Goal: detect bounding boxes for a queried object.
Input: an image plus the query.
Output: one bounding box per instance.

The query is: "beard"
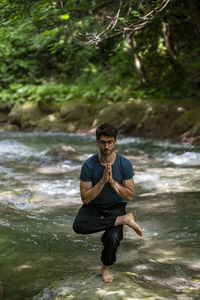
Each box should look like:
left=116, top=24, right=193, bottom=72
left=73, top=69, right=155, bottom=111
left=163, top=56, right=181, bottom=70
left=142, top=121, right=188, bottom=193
left=100, top=148, right=113, bottom=157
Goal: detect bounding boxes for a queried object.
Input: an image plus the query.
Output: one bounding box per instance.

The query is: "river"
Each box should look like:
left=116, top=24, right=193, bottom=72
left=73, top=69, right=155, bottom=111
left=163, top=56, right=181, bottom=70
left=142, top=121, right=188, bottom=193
left=0, top=132, right=200, bottom=300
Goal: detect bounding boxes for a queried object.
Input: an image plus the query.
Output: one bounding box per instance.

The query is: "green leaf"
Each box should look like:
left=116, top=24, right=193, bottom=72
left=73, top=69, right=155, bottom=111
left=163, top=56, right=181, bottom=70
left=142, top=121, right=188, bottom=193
left=60, top=13, right=70, bottom=20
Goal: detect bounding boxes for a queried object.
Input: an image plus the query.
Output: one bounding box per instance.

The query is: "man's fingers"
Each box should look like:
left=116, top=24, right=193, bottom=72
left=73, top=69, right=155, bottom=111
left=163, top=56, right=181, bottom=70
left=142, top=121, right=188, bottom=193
left=107, top=163, right=112, bottom=181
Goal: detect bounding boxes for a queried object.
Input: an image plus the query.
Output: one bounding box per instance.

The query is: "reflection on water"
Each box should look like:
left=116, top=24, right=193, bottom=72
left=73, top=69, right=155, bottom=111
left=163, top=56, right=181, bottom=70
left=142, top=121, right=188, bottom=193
left=0, top=132, right=200, bottom=299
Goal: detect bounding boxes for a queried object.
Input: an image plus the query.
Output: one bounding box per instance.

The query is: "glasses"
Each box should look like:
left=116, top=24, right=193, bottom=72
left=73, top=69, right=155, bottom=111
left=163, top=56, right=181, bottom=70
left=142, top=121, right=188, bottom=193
left=98, top=140, right=115, bottom=146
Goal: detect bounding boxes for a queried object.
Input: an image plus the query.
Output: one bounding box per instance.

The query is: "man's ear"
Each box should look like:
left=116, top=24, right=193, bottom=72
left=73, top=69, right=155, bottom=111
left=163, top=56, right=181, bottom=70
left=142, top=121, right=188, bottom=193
left=114, top=138, right=117, bottom=144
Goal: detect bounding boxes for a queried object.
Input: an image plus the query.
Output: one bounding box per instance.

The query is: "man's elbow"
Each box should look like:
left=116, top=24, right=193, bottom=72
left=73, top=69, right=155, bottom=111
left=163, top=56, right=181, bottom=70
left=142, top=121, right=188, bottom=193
left=81, top=196, right=87, bottom=204
left=81, top=194, right=90, bottom=205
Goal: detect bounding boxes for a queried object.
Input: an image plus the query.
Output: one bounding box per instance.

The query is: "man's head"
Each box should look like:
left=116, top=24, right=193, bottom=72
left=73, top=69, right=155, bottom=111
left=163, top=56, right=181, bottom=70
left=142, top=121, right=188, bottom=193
left=96, top=123, right=118, bottom=157
left=96, top=123, right=118, bottom=140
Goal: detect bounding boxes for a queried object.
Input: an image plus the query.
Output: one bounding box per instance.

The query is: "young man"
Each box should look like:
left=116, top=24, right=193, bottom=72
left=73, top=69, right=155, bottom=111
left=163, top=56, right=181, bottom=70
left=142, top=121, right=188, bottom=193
left=73, top=123, right=142, bottom=283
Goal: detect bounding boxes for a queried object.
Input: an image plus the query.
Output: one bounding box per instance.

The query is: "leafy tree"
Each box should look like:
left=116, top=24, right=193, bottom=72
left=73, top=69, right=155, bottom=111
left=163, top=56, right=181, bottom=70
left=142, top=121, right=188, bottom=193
left=0, top=0, right=199, bottom=103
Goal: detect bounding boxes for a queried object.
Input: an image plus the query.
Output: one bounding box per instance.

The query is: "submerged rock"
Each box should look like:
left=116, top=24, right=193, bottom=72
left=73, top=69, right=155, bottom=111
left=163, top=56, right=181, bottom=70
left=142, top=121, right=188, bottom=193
left=46, top=144, right=76, bottom=158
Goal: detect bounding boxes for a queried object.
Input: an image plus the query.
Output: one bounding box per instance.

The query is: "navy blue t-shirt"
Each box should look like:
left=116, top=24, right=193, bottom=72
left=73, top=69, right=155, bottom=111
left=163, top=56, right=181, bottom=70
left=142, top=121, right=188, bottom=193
left=80, top=152, right=134, bottom=208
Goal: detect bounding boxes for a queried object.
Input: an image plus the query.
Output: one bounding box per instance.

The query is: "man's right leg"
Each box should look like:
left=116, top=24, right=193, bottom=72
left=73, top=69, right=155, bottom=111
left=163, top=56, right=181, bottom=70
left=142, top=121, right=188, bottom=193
left=73, top=205, right=117, bottom=235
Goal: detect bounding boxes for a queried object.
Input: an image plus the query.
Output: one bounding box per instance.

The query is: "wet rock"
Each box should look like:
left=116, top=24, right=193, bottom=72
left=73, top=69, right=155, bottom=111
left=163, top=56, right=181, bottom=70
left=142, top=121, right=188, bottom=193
left=46, top=144, right=76, bottom=160
left=33, top=270, right=194, bottom=300
left=34, top=287, right=55, bottom=300
left=8, top=101, right=44, bottom=129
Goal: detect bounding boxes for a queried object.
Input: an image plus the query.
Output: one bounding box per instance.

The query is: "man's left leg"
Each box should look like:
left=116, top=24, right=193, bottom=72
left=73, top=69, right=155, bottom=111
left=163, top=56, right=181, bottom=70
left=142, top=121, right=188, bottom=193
left=100, top=205, right=125, bottom=283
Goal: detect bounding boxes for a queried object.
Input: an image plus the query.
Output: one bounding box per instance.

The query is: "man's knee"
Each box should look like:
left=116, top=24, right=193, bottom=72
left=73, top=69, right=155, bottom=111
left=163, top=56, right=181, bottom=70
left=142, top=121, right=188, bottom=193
left=73, top=218, right=82, bottom=234
left=73, top=216, right=89, bottom=234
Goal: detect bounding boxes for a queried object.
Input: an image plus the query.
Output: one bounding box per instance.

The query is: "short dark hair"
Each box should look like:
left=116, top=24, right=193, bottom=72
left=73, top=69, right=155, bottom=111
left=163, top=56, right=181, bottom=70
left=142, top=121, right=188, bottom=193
left=96, top=123, right=118, bottom=140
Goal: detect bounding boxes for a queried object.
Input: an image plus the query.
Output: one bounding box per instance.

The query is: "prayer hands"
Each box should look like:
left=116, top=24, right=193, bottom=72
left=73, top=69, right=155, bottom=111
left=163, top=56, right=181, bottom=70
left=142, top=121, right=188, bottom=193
left=102, top=163, right=113, bottom=184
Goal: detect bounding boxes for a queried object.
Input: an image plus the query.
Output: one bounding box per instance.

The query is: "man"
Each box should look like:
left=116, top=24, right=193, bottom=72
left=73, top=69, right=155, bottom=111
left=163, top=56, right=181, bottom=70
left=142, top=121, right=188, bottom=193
left=73, top=123, right=142, bottom=283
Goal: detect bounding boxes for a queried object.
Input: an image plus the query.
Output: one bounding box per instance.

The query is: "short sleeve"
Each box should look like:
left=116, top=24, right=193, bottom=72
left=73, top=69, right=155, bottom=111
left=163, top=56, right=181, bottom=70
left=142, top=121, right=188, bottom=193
left=80, top=163, right=92, bottom=182
left=123, top=160, right=134, bottom=180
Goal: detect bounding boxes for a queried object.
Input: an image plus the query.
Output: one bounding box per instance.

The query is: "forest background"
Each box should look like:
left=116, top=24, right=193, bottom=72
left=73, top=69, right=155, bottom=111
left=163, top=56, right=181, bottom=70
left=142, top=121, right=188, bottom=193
left=0, top=0, right=200, bottom=142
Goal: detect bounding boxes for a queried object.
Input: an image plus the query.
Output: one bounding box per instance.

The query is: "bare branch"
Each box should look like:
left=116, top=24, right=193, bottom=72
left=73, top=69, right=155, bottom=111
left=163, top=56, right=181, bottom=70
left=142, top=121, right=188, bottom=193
left=79, top=0, right=171, bottom=46
left=83, top=0, right=123, bottom=46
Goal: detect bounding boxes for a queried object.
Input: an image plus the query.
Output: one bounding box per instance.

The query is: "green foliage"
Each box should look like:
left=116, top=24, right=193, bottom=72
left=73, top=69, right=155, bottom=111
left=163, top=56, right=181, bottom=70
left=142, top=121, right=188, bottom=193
left=0, top=0, right=199, bottom=104
left=0, top=83, right=69, bottom=104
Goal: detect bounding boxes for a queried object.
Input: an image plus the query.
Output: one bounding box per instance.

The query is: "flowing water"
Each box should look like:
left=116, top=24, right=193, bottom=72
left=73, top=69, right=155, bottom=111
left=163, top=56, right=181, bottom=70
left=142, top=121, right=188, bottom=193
left=0, top=132, right=200, bottom=300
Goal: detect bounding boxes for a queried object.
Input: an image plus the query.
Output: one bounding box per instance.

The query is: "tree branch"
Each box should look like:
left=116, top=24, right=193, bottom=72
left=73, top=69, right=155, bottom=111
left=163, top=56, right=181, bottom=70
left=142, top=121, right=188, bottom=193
left=80, top=0, right=171, bottom=46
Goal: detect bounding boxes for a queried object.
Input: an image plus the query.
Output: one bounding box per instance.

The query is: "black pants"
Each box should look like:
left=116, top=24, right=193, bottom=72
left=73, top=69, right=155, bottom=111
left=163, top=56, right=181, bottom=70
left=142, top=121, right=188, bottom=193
left=73, top=204, right=126, bottom=266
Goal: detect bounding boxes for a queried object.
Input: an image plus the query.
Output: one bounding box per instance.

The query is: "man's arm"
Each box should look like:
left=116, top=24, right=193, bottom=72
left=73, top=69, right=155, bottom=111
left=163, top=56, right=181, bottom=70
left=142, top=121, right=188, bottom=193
left=107, top=163, right=134, bottom=201
left=109, top=178, right=134, bottom=202
left=80, top=165, right=109, bottom=205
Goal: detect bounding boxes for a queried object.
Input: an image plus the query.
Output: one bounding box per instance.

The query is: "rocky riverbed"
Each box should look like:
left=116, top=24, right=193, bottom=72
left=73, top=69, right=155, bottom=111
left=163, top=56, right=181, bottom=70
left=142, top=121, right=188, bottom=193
left=0, top=98, right=200, bottom=144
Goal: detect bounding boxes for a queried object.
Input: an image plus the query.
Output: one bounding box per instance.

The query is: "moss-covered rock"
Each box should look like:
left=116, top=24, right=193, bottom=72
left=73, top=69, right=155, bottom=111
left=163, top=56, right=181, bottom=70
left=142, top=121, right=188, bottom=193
left=0, top=123, right=19, bottom=132
left=0, top=101, right=13, bottom=113
left=8, top=101, right=44, bottom=129
left=60, top=102, right=96, bottom=130
left=38, top=99, right=61, bottom=114
left=1, top=98, right=200, bottom=144
left=91, top=100, right=181, bottom=139
left=0, top=112, right=8, bottom=123
left=169, top=107, right=200, bottom=137
left=132, top=101, right=182, bottom=138
left=36, top=113, right=67, bottom=131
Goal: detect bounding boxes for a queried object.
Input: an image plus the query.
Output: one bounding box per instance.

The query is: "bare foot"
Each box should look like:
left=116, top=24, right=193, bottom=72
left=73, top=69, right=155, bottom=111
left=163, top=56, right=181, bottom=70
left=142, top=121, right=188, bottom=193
left=101, top=265, right=114, bottom=283
left=126, top=212, right=143, bottom=236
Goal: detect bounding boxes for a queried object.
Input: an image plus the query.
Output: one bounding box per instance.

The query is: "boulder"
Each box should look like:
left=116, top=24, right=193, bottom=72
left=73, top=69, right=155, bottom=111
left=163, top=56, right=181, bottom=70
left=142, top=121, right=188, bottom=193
left=168, top=106, right=200, bottom=141
left=8, top=102, right=44, bottom=129
left=60, top=102, right=95, bottom=130
left=36, top=113, right=67, bottom=131
left=46, top=144, right=76, bottom=159
left=38, top=100, right=61, bottom=114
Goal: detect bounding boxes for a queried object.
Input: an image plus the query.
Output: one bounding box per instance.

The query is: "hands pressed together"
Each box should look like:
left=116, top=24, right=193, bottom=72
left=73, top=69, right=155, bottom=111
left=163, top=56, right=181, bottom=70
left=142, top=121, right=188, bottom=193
left=102, top=163, right=120, bottom=194
left=103, top=163, right=112, bottom=183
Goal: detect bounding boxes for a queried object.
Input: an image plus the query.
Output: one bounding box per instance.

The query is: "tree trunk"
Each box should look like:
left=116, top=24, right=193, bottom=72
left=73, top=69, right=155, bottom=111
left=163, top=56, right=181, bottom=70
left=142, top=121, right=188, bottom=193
left=130, top=35, right=146, bottom=84
left=162, top=21, right=177, bottom=63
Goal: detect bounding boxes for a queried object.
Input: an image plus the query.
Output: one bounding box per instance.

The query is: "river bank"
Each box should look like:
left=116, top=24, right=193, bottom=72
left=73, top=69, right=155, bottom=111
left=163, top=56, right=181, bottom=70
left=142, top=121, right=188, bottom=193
left=0, top=98, right=200, bottom=144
